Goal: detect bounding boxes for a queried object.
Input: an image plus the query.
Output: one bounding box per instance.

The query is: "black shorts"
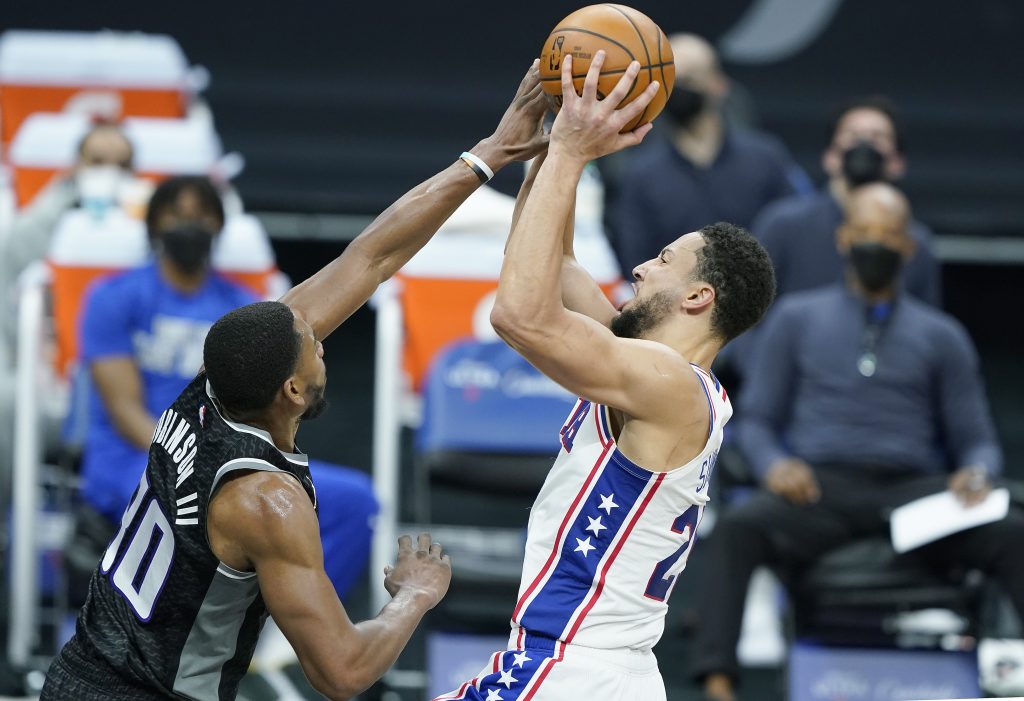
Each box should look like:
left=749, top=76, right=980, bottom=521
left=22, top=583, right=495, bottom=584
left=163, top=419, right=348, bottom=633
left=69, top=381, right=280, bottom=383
left=41, top=635, right=169, bottom=701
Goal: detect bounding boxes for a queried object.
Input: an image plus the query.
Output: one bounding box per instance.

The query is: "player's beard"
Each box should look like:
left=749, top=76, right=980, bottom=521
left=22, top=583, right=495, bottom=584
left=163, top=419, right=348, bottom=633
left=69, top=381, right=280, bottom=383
left=610, top=290, right=675, bottom=339
left=300, top=382, right=329, bottom=421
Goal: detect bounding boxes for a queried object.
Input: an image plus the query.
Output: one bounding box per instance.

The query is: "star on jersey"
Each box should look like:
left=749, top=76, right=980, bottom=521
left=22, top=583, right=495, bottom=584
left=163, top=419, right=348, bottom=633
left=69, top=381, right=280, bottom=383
left=574, top=536, right=596, bottom=558
left=497, top=668, right=518, bottom=689
left=486, top=690, right=503, bottom=701
left=598, top=493, right=619, bottom=515
left=585, top=515, right=606, bottom=537
left=512, top=651, right=532, bottom=668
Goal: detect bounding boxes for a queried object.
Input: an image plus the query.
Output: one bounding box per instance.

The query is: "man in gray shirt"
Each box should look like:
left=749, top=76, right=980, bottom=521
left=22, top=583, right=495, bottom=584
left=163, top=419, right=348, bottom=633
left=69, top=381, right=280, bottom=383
left=691, top=183, right=1024, bottom=701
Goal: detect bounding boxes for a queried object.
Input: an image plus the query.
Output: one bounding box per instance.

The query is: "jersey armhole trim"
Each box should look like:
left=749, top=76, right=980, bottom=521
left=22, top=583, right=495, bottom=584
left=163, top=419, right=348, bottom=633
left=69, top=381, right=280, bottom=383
left=210, top=457, right=297, bottom=498
left=206, top=457, right=309, bottom=567
left=216, top=562, right=257, bottom=580
left=690, top=367, right=715, bottom=440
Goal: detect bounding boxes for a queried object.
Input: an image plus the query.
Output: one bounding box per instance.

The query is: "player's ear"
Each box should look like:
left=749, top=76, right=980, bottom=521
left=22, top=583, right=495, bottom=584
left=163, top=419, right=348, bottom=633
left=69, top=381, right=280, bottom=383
left=283, top=376, right=304, bottom=409
left=682, top=282, right=714, bottom=312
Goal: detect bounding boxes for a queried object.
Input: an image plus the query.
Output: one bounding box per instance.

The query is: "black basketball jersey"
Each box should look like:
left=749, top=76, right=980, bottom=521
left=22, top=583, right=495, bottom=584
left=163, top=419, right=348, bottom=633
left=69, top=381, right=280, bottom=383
left=65, top=372, right=317, bottom=700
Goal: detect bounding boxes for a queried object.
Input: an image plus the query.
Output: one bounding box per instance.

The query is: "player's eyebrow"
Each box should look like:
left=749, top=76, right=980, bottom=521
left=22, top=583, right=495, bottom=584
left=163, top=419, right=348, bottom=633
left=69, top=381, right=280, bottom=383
left=660, top=248, right=674, bottom=261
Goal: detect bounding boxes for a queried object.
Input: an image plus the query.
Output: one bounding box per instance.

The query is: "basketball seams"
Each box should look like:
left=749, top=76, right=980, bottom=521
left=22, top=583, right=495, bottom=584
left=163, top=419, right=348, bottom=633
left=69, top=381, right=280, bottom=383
left=549, top=26, right=636, bottom=61
left=538, top=60, right=674, bottom=82
left=604, top=5, right=653, bottom=78
left=603, top=4, right=654, bottom=130
left=656, top=30, right=669, bottom=104
left=541, top=6, right=671, bottom=130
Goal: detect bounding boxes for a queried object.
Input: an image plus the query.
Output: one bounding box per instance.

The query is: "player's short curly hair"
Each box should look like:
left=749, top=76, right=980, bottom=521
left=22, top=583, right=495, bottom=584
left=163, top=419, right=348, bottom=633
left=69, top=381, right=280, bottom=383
left=693, top=222, right=776, bottom=343
left=204, top=301, right=302, bottom=417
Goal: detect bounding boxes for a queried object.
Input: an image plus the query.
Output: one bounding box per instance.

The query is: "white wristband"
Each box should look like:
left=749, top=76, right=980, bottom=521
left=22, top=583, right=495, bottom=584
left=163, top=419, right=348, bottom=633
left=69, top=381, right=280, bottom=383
left=460, top=151, right=494, bottom=182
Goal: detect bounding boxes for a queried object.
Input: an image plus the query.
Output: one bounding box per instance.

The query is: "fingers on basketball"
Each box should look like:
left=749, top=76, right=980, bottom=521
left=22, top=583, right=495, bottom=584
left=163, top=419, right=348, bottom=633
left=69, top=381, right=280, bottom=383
left=560, top=54, right=577, bottom=107
left=581, top=50, right=606, bottom=102
left=539, top=5, right=676, bottom=132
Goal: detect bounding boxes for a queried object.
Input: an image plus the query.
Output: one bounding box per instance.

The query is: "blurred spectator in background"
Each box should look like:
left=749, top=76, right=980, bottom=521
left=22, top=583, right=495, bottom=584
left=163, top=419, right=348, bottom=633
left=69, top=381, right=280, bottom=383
left=2, top=122, right=135, bottom=290
left=72, top=176, right=376, bottom=599
left=753, top=96, right=941, bottom=305
left=691, top=183, right=1023, bottom=701
left=606, top=33, right=808, bottom=278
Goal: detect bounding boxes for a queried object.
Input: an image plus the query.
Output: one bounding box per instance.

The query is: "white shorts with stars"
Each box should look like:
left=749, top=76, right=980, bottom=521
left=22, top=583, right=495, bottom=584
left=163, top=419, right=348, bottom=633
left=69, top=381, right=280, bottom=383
left=431, top=632, right=665, bottom=701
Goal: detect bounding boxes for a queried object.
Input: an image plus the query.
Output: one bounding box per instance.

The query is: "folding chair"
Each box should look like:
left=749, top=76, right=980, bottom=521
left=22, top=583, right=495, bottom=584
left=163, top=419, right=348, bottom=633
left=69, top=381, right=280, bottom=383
left=8, top=208, right=147, bottom=669
left=415, top=337, right=575, bottom=524
left=0, top=30, right=200, bottom=152
left=8, top=112, right=223, bottom=210
left=7, top=207, right=285, bottom=670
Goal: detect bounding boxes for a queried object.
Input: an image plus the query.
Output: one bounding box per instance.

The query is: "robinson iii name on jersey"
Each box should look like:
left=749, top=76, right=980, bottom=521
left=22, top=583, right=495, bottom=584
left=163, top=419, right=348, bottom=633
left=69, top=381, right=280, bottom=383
left=151, top=406, right=200, bottom=523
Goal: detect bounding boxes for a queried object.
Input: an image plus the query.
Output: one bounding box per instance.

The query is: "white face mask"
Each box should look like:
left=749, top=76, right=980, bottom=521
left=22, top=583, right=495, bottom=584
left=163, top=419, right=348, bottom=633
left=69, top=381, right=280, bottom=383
left=76, top=165, right=129, bottom=212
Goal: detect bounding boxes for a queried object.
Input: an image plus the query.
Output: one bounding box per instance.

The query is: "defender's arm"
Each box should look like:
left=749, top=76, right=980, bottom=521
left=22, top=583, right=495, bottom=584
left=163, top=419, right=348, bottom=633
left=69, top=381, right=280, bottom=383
left=281, top=64, right=548, bottom=341
left=209, top=472, right=449, bottom=701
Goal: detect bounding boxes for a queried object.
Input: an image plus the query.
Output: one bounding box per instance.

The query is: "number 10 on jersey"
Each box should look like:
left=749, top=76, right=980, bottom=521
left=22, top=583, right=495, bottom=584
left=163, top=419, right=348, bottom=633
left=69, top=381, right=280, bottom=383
left=100, top=473, right=175, bottom=621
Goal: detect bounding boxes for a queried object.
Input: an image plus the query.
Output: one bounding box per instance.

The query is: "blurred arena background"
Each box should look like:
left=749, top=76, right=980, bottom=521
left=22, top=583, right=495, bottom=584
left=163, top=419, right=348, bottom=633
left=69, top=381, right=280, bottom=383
left=1, top=1, right=1022, bottom=700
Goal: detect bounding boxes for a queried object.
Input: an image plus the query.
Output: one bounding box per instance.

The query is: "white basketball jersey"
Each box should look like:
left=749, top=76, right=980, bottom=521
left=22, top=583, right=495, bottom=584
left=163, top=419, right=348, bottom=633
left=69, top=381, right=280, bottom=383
left=510, top=363, right=731, bottom=652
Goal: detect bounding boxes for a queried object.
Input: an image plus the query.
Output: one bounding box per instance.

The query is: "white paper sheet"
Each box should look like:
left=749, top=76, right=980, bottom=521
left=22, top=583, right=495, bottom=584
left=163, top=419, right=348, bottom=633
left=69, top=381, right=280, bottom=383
left=890, top=488, right=1010, bottom=554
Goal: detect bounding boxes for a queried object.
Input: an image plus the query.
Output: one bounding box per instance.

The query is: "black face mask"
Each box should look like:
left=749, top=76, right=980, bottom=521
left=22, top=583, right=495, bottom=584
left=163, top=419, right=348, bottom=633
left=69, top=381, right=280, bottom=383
left=159, top=224, right=215, bottom=275
left=849, top=243, right=902, bottom=292
left=842, top=142, right=887, bottom=186
left=664, top=86, right=706, bottom=128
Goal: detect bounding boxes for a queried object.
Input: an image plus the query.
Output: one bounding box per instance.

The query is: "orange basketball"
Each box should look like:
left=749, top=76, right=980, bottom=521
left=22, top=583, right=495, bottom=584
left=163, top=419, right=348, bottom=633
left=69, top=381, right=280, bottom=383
left=539, top=4, right=675, bottom=131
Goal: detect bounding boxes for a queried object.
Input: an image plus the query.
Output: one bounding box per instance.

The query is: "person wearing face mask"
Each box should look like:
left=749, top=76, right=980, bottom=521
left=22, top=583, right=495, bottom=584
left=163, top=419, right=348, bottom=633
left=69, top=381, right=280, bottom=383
left=73, top=176, right=379, bottom=606
left=752, top=96, right=941, bottom=306
left=606, top=33, right=809, bottom=280
left=690, top=183, right=1022, bottom=701
left=2, top=123, right=135, bottom=294
left=75, top=176, right=256, bottom=534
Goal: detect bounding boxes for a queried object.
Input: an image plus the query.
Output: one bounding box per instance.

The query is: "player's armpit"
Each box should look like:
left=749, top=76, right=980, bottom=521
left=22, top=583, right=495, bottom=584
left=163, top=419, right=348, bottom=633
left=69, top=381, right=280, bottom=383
left=490, top=305, right=696, bottom=422
left=208, top=472, right=362, bottom=699
left=209, top=471, right=435, bottom=701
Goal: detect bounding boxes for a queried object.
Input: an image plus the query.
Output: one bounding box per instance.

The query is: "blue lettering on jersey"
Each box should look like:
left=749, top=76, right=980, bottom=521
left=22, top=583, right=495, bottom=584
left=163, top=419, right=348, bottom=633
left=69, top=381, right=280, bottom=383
left=560, top=400, right=591, bottom=452
left=644, top=506, right=701, bottom=602
left=697, top=449, right=718, bottom=493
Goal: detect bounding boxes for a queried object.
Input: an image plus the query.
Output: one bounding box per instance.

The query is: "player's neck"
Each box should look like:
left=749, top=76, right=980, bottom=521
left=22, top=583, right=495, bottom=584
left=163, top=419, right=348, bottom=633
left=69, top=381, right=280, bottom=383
left=645, top=321, right=719, bottom=371
left=263, top=419, right=301, bottom=455
left=225, top=406, right=301, bottom=454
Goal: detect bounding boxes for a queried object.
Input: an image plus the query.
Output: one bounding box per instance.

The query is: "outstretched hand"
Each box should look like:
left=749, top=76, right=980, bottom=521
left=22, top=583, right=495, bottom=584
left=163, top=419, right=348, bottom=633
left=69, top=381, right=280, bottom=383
left=383, top=532, right=451, bottom=609
left=481, top=59, right=550, bottom=164
left=550, top=51, right=658, bottom=163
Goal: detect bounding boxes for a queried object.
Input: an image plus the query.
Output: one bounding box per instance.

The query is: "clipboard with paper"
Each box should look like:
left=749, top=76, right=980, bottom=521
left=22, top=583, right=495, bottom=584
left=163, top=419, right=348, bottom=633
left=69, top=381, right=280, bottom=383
left=890, top=488, right=1011, bottom=553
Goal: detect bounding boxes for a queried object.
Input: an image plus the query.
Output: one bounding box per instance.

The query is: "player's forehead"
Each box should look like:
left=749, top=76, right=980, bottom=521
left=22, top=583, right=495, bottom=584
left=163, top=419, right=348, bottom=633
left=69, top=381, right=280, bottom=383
left=664, top=231, right=706, bottom=259
left=292, top=313, right=316, bottom=345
